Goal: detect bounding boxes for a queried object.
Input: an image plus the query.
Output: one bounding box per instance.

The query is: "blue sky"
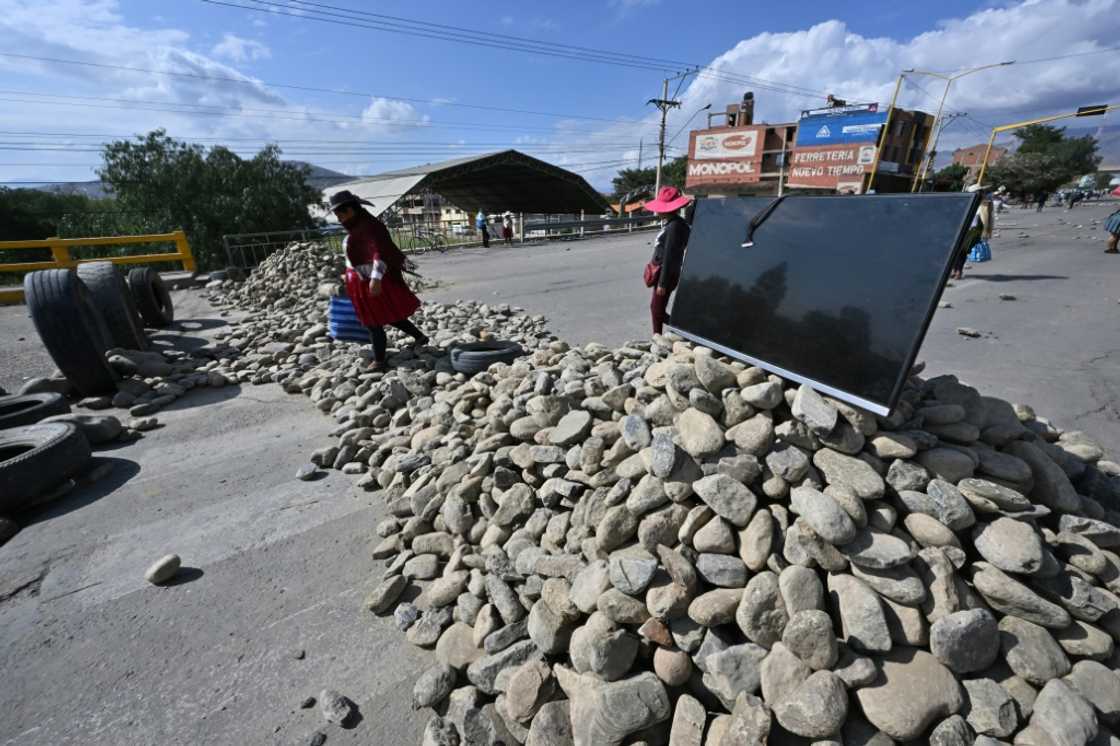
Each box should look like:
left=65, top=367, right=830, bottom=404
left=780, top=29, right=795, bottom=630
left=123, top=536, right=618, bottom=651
left=0, top=0, right=1117, bottom=189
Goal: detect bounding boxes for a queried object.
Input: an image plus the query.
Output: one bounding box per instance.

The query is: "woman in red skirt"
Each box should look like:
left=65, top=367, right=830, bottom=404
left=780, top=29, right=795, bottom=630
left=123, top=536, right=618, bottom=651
left=329, top=190, right=429, bottom=370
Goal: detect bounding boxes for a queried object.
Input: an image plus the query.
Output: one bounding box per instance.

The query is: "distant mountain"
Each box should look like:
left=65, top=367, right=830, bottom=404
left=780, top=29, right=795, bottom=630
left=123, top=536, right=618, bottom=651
left=287, top=161, right=354, bottom=187
left=28, top=161, right=354, bottom=199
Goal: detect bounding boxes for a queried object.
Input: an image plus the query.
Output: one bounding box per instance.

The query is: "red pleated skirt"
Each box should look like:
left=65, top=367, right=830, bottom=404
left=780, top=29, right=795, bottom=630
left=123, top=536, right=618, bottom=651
left=345, top=268, right=421, bottom=327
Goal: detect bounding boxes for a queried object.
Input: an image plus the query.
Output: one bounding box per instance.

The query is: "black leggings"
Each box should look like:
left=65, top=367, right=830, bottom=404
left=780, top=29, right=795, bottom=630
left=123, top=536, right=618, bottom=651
left=366, top=319, right=427, bottom=362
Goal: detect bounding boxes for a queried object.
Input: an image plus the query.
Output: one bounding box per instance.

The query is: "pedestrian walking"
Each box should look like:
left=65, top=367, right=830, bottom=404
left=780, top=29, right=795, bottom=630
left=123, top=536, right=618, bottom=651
left=1036, top=191, right=1049, bottom=212
left=1105, top=207, right=1120, bottom=254
left=642, top=186, right=692, bottom=335
left=502, top=214, right=513, bottom=246
left=330, top=190, right=428, bottom=371
left=952, top=184, right=993, bottom=279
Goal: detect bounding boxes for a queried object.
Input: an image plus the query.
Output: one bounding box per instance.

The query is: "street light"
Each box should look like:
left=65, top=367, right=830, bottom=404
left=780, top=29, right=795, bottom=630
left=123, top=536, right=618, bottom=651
left=669, top=103, right=713, bottom=147
left=908, top=61, right=1014, bottom=191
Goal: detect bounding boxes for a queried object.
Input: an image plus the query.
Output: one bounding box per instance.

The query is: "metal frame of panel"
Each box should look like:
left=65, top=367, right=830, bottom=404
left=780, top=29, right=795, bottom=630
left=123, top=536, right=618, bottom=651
left=667, top=192, right=979, bottom=415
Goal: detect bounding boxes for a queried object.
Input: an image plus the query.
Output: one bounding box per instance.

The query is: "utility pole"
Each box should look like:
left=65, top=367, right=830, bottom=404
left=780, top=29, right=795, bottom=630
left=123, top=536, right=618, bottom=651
left=649, top=77, right=681, bottom=194
left=916, top=112, right=965, bottom=192
left=638, top=138, right=643, bottom=171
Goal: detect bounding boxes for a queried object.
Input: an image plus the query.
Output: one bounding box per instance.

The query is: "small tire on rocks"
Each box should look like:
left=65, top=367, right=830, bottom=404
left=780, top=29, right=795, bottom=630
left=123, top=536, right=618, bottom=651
left=77, top=261, right=149, bottom=350
left=0, top=393, right=71, bottom=429
left=24, top=269, right=119, bottom=396
left=0, top=423, right=91, bottom=513
left=449, top=340, right=524, bottom=375
left=127, top=267, right=175, bottom=328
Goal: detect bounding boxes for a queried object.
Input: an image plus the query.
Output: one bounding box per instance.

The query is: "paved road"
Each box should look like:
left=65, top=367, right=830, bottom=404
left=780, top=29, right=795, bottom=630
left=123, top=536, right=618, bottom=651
left=0, top=200, right=1116, bottom=744
left=1, top=294, right=428, bottom=746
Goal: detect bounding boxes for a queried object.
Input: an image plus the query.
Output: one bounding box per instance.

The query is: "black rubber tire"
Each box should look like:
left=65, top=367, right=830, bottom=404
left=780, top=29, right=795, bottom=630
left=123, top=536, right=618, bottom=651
left=77, top=261, right=149, bottom=350
left=0, top=423, right=91, bottom=513
left=24, top=269, right=120, bottom=397
left=127, top=267, right=175, bottom=327
left=449, top=340, right=525, bottom=375
left=0, top=393, right=71, bottom=429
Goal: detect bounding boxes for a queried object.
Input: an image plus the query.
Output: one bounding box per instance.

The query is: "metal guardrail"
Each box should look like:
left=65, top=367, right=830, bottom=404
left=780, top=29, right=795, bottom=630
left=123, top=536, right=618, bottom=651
left=222, top=226, right=347, bottom=271
left=0, top=230, right=195, bottom=304
left=523, top=215, right=661, bottom=239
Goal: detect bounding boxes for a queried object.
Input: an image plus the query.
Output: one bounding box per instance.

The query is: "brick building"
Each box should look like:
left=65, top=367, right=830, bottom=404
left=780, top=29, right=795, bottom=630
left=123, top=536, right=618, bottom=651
left=953, top=143, right=1008, bottom=179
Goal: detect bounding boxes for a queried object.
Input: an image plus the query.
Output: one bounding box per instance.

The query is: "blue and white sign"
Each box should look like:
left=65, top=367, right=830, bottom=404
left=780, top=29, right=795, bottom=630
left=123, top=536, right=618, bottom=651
left=796, top=111, right=888, bottom=147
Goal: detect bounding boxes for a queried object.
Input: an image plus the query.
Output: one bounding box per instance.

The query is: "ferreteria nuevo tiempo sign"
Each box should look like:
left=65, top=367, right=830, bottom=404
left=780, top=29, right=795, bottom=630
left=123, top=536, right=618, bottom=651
left=786, top=143, right=877, bottom=191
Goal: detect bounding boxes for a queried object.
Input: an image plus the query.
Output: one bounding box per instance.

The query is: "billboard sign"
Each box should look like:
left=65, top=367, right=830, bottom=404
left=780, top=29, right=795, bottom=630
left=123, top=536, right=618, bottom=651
left=692, top=129, right=759, bottom=160
left=786, top=143, right=878, bottom=191
left=795, top=110, right=888, bottom=147
left=687, top=126, right=766, bottom=188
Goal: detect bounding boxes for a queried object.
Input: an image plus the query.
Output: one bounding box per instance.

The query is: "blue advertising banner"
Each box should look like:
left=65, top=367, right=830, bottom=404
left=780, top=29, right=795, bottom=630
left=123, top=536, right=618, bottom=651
left=796, top=111, right=888, bottom=147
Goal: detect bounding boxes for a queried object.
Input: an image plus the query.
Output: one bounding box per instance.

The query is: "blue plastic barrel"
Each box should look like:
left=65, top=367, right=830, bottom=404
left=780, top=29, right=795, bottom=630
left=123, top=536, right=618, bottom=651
left=327, top=295, right=370, bottom=343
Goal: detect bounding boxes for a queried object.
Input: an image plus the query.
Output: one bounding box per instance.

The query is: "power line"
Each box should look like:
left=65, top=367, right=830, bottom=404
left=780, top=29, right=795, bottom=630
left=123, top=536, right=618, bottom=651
left=0, top=131, right=654, bottom=150
left=201, top=0, right=833, bottom=102
left=0, top=52, right=641, bottom=125
left=0, top=90, right=657, bottom=135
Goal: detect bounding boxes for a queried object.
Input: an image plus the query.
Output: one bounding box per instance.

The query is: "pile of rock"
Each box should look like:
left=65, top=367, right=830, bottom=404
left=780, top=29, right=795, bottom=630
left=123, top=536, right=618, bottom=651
left=217, top=243, right=1120, bottom=746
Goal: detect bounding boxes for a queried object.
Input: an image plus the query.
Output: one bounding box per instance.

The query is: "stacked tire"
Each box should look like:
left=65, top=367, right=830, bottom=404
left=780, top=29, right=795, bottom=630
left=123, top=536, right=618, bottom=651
left=1, top=262, right=173, bottom=519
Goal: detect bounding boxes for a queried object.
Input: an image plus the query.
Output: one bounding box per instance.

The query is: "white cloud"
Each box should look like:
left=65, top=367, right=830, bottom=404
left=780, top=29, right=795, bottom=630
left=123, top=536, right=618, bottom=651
left=362, top=97, right=431, bottom=132
left=211, top=33, right=271, bottom=63
left=568, top=0, right=1120, bottom=187
left=0, top=0, right=445, bottom=184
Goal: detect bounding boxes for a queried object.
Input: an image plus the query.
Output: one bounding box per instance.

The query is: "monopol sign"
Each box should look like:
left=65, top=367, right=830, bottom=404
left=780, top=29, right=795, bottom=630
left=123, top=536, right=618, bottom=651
left=687, top=126, right=765, bottom=188
left=692, top=130, right=758, bottom=160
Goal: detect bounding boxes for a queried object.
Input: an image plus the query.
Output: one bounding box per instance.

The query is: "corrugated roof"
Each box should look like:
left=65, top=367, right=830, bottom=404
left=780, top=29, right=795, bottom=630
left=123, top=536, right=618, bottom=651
left=320, top=149, right=608, bottom=217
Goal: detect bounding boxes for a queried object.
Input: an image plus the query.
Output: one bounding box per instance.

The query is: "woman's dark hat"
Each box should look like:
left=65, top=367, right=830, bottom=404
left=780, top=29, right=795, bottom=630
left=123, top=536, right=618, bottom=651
left=328, top=189, right=374, bottom=211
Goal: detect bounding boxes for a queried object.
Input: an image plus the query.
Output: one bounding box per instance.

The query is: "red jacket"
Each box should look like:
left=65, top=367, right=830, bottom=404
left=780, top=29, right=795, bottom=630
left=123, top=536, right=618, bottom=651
left=344, top=214, right=407, bottom=279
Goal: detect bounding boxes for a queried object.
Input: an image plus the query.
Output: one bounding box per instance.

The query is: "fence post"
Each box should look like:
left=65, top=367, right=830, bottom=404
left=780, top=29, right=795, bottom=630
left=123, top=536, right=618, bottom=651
left=48, top=238, right=72, bottom=268
left=176, top=231, right=197, bottom=272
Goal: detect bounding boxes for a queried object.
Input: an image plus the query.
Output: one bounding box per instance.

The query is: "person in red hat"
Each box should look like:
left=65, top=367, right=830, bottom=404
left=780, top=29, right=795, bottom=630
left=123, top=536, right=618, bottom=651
left=329, top=189, right=429, bottom=370
left=643, top=186, right=693, bottom=334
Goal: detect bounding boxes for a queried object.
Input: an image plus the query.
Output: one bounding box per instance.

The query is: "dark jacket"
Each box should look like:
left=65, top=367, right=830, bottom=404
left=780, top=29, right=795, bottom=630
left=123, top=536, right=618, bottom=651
left=651, top=215, right=689, bottom=290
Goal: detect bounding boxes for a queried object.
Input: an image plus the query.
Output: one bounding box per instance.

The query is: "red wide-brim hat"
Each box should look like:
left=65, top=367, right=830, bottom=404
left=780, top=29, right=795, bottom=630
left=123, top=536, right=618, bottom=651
left=644, top=186, right=693, bottom=214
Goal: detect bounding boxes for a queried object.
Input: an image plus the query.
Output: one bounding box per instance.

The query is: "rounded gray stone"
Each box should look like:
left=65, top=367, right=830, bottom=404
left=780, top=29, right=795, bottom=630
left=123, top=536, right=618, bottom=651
left=930, top=609, right=999, bottom=674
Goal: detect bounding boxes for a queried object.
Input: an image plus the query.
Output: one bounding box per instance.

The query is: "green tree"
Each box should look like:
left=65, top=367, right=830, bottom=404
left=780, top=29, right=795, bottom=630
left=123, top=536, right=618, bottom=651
left=98, top=130, right=322, bottom=269
left=1095, top=172, right=1115, bottom=190
left=0, top=188, right=93, bottom=241
left=610, top=155, right=688, bottom=201
left=1014, top=124, right=1065, bottom=154
left=931, top=163, right=969, bottom=192
left=988, top=124, right=1101, bottom=196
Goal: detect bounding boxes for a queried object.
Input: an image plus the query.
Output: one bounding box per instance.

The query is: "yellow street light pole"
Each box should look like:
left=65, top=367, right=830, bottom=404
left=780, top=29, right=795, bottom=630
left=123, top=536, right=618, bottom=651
left=908, top=61, right=1014, bottom=192
left=976, top=103, right=1119, bottom=186
left=866, top=72, right=904, bottom=193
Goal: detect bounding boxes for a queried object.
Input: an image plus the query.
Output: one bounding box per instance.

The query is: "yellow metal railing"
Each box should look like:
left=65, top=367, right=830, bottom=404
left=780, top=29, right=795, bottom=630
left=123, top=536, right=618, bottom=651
left=0, top=230, right=195, bottom=304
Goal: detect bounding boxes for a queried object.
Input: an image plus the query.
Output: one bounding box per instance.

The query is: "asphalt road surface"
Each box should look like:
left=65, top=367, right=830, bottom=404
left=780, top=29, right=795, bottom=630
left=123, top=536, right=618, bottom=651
left=0, top=200, right=1117, bottom=744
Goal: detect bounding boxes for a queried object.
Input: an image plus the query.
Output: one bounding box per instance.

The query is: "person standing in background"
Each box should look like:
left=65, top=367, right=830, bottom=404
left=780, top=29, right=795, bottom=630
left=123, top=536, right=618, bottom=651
left=476, top=210, right=490, bottom=248
left=502, top=214, right=513, bottom=246
left=1105, top=206, right=1120, bottom=254
left=642, top=186, right=693, bottom=335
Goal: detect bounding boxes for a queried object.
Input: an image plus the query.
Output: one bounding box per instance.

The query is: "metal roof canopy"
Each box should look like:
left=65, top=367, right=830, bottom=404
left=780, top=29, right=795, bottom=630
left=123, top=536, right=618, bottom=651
left=323, top=150, right=608, bottom=217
